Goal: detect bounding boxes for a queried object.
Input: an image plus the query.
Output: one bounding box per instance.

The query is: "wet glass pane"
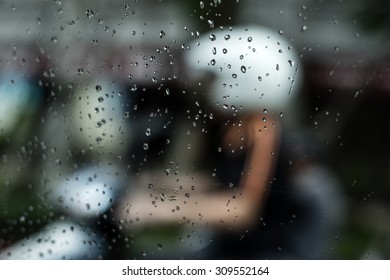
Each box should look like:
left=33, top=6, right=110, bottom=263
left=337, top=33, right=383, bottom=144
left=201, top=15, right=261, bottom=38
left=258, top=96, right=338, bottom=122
left=0, top=0, right=388, bottom=260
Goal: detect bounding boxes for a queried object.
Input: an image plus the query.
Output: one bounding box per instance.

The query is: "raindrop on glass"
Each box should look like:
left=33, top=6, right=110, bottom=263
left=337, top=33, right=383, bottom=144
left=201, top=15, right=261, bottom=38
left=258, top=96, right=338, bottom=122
left=145, top=128, right=152, bottom=137
left=86, top=9, right=94, bottom=18
left=209, top=34, right=216, bottom=41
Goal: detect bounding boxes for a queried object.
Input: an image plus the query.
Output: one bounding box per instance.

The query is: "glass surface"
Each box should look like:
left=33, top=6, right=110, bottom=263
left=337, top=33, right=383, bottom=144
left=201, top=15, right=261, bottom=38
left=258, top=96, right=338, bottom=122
left=0, top=0, right=389, bottom=260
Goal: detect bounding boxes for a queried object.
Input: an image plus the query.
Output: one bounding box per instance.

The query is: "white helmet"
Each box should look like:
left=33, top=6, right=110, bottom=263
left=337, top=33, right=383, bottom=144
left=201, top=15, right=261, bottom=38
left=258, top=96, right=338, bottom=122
left=50, top=164, right=126, bottom=219
left=68, top=79, right=131, bottom=155
left=183, top=25, right=303, bottom=114
left=0, top=220, right=105, bottom=260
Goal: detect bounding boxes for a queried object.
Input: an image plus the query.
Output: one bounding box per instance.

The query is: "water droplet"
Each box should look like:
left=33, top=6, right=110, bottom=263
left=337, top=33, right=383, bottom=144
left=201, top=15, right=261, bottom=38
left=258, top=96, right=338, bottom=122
left=210, top=59, right=216, bottom=65
left=300, top=25, right=307, bottom=32
left=241, top=66, right=246, bottom=73
left=145, top=128, right=152, bottom=136
left=222, top=48, right=228, bottom=54
left=247, top=36, right=252, bottom=42
left=95, top=85, right=102, bottom=92
left=86, top=9, right=95, bottom=18
left=208, top=19, right=214, bottom=28
left=209, top=33, right=216, bottom=41
left=143, top=143, right=149, bottom=150
left=232, top=73, right=237, bottom=78
left=258, top=76, right=262, bottom=81
left=200, top=1, right=205, bottom=9
left=159, top=30, right=166, bottom=39
left=224, top=34, right=231, bottom=40
left=51, top=36, right=58, bottom=43
left=212, top=47, right=217, bottom=55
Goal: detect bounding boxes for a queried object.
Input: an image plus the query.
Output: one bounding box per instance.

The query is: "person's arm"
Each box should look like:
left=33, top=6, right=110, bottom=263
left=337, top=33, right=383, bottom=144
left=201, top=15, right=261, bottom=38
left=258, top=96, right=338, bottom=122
left=116, top=114, right=281, bottom=231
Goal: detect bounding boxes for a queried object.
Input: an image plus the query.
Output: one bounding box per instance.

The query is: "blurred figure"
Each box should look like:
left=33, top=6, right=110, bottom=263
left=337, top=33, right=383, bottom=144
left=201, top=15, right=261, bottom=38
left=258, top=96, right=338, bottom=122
left=0, top=45, right=48, bottom=252
left=0, top=54, right=132, bottom=259
left=116, top=25, right=345, bottom=259
left=0, top=74, right=43, bottom=141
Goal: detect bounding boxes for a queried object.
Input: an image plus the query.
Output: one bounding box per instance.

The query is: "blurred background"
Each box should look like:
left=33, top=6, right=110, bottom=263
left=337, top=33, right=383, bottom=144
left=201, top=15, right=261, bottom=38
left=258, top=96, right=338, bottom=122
left=0, top=0, right=390, bottom=259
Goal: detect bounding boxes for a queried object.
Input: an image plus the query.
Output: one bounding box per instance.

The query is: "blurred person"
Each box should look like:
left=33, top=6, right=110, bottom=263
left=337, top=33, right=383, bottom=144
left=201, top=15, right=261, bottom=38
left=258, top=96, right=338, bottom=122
left=0, top=50, right=132, bottom=258
left=0, top=0, right=192, bottom=259
left=0, top=45, right=48, bottom=251
left=116, top=25, right=345, bottom=259
left=0, top=45, right=47, bottom=146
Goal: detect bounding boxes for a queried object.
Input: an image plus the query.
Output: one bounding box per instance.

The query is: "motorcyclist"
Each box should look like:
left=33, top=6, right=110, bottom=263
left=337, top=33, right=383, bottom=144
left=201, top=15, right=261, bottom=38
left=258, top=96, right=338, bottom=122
left=116, top=25, right=344, bottom=259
